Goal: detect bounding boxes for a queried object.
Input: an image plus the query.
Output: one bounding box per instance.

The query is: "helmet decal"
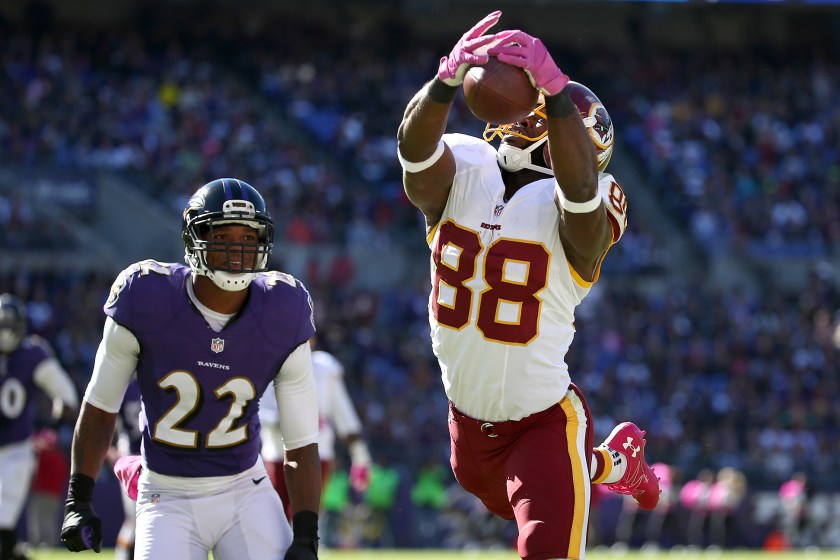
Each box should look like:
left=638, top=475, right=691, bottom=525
left=188, top=194, right=206, bottom=210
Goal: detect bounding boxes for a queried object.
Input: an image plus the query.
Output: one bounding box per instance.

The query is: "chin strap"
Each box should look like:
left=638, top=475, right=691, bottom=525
left=496, top=137, right=553, bottom=176
left=187, top=256, right=256, bottom=292
left=208, top=271, right=256, bottom=291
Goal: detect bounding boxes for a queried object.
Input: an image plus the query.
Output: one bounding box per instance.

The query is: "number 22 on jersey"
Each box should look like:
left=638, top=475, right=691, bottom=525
left=155, top=371, right=256, bottom=449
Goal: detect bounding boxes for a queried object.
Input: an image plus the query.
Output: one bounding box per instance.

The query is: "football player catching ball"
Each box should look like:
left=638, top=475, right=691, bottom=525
left=397, top=11, right=660, bottom=559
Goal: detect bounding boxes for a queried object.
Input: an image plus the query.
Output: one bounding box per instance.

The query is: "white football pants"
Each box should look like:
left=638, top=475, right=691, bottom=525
left=134, top=459, right=291, bottom=560
left=0, top=440, right=35, bottom=528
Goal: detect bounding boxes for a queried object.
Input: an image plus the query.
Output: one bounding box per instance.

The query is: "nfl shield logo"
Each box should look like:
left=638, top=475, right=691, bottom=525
left=211, top=338, right=225, bottom=353
left=494, top=205, right=504, bottom=217
left=151, top=493, right=160, bottom=504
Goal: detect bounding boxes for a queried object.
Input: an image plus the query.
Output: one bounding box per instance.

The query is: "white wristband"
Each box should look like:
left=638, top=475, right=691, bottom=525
left=556, top=184, right=602, bottom=214
left=348, top=440, right=372, bottom=466
left=397, top=140, right=446, bottom=173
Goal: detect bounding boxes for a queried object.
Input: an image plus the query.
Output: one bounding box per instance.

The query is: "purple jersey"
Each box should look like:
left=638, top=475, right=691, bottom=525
left=0, top=336, right=55, bottom=446
left=119, top=379, right=143, bottom=455
left=105, top=261, right=315, bottom=477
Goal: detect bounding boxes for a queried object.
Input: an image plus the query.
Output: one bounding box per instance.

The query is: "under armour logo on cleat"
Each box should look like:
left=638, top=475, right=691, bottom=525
left=623, top=437, right=641, bottom=457
left=252, top=476, right=267, bottom=485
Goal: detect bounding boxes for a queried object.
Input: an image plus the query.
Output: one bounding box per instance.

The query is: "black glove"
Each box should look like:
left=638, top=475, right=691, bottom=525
left=60, top=474, right=103, bottom=553
left=284, top=511, right=319, bottom=560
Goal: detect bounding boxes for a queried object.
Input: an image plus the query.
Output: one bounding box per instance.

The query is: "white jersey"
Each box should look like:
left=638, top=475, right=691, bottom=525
left=429, top=134, right=627, bottom=422
left=312, top=350, right=363, bottom=460
left=260, top=349, right=362, bottom=462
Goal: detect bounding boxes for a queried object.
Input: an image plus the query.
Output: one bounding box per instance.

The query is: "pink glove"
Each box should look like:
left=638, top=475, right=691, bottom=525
left=489, top=31, right=569, bottom=96
left=349, top=464, right=370, bottom=493
left=438, top=11, right=508, bottom=86
left=114, top=455, right=142, bottom=502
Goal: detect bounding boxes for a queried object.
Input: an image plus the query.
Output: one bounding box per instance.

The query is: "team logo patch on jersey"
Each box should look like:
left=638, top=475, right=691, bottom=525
left=151, top=493, right=160, bottom=504
left=211, top=338, right=225, bottom=353
left=494, top=204, right=504, bottom=217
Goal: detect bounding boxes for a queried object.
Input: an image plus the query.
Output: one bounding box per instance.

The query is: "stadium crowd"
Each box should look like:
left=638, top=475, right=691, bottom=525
left=3, top=3, right=840, bottom=551
left=0, top=17, right=666, bottom=271
left=613, top=47, right=840, bottom=259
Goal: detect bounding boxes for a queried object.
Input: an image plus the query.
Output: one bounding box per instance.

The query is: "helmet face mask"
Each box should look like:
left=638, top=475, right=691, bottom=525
left=483, top=103, right=549, bottom=144
left=0, top=294, right=28, bottom=353
left=484, top=82, right=615, bottom=174
left=182, top=179, right=274, bottom=291
left=483, top=103, right=553, bottom=175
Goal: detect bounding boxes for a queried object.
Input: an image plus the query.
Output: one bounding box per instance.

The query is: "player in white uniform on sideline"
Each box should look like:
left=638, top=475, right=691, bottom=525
left=397, top=11, right=659, bottom=559
left=59, top=179, right=321, bottom=560
left=0, top=294, right=78, bottom=560
left=260, top=339, right=371, bottom=520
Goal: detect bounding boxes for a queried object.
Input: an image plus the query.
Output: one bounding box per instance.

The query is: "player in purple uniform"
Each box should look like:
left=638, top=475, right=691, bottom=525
left=107, top=379, right=142, bottom=560
left=0, top=294, right=78, bottom=560
left=60, top=179, right=321, bottom=560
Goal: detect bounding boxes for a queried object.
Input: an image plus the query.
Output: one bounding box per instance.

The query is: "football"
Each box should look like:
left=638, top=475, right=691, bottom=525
left=462, top=57, right=539, bottom=124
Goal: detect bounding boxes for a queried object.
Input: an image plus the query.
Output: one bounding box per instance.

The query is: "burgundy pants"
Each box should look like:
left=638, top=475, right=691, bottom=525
left=265, top=459, right=333, bottom=522
left=448, top=384, right=594, bottom=560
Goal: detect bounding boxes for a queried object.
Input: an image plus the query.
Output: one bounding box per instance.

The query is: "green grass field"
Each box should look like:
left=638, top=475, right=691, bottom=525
left=22, top=548, right=840, bottom=560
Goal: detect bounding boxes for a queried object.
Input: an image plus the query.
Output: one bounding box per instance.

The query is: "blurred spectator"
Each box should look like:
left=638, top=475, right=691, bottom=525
left=708, top=467, right=748, bottom=548
left=409, top=460, right=449, bottom=547
left=614, top=462, right=677, bottom=549
left=679, top=468, right=714, bottom=548
left=25, top=427, right=68, bottom=549
left=321, top=467, right=351, bottom=549
left=647, top=463, right=679, bottom=548
left=778, top=471, right=812, bottom=549
left=360, top=459, right=400, bottom=548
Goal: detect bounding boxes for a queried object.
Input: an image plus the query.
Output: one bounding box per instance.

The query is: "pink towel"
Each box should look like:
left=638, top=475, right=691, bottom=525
left=114, top=455, right=142, bottom=501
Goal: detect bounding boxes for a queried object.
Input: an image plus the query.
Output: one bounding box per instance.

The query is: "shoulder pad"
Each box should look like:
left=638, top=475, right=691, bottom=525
left=105, top=260, right=179, bottom=310
left=104, top=260, right=185, bottom=332
left=255, top=272, right=316, bottom=343
left=258, top=270, right=299, bottom=289
left=443, top=133, right=497, bottom=168
left=20, top=334, right=55, bottom=359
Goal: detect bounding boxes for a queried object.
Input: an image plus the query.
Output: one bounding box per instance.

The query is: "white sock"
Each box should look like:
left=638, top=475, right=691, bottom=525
left=591, top=446, right=627, bottom=484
